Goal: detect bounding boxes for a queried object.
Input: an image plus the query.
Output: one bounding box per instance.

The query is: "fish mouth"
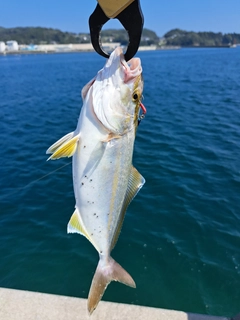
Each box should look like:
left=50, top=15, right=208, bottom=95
left=120, top=49, right=142, bottom=83
left=106, top=47, right=142, bottom=83
left=82, top=47, right=142, bottom=100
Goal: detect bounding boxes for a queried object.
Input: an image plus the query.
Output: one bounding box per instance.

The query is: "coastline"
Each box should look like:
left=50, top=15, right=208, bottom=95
left=1, top=44, right=238, bottom=56
left=0, top=43, right=179, bottom=56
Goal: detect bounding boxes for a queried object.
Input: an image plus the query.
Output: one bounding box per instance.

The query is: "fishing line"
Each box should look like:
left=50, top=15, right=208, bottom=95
left=1, top=161, right=72, bottom=201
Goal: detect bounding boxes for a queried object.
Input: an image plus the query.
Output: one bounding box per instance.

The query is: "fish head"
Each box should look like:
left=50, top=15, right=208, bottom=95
left=82, top=47, right=143, bottom=135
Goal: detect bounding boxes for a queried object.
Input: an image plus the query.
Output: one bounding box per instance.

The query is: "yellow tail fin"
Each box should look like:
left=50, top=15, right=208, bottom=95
left=88, top=257, right=135, bottom=315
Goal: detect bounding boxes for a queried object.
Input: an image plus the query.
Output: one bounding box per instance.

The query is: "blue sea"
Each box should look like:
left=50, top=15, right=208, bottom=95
left=0, top=48, right=240, bottom=317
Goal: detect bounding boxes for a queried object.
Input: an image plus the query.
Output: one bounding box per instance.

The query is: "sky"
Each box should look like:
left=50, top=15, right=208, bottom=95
left=1, top=0, right=240, bottom=36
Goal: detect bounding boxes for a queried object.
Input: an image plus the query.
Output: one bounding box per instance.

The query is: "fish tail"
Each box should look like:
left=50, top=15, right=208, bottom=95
left=87, top=256, right=136, bottom=315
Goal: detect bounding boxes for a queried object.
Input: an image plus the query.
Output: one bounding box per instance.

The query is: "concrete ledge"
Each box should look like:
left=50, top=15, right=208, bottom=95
left=0, top=287, right=230, bottom=320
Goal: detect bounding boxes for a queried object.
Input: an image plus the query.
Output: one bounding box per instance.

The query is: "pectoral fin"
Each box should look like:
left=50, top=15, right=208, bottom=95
left=46, top=132, right=75, bottom=154
left=111, top=166, right=145, bottom=250
left=47, top=134, right=80, bottom=160
left=101, top=132, right=122, bottom=143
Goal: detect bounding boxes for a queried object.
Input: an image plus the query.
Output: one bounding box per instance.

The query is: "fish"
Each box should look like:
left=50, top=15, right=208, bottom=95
left=46, top=47, right=145, bottom=314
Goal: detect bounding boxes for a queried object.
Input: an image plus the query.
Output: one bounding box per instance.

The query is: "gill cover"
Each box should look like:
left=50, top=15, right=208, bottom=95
left=92, top=47, right=142, bottom=134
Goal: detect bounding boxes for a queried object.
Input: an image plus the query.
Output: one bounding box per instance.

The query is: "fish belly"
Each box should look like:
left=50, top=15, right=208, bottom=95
left=73, top=112, right=135, bottom=255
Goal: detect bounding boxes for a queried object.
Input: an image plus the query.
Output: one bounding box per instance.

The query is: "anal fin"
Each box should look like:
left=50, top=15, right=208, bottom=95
left=67, top=209, right=89, bottom=239
left=67, top=209, right=97, bottom=249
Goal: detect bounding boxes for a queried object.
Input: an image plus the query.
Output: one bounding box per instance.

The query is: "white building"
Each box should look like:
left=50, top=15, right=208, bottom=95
left=6, top=40, right=19, bottom=51
left=0, top=42, right=6, bottom=53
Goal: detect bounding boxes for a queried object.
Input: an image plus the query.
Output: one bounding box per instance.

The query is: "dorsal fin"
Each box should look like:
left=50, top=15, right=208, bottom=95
left=111, top=166, right=145, bottom=250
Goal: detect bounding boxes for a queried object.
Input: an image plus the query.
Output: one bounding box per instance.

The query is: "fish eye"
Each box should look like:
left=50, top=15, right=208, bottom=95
left=132, top=92, right=139, bottom=102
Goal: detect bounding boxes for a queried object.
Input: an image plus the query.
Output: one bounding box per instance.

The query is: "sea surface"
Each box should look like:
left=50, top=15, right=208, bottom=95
left=0, top=48, right=240, bottom=317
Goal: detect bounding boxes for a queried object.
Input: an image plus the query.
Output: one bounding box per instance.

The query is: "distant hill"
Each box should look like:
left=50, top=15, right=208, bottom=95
left=0, top=27, right=88, bottom=44
left=1, top=26, right=240, bottom=47
left=101, top=28, right=159, bottom=46
left=164, top=28, right=240, bottom=46
left=0, top=26, right=159, bottom=46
